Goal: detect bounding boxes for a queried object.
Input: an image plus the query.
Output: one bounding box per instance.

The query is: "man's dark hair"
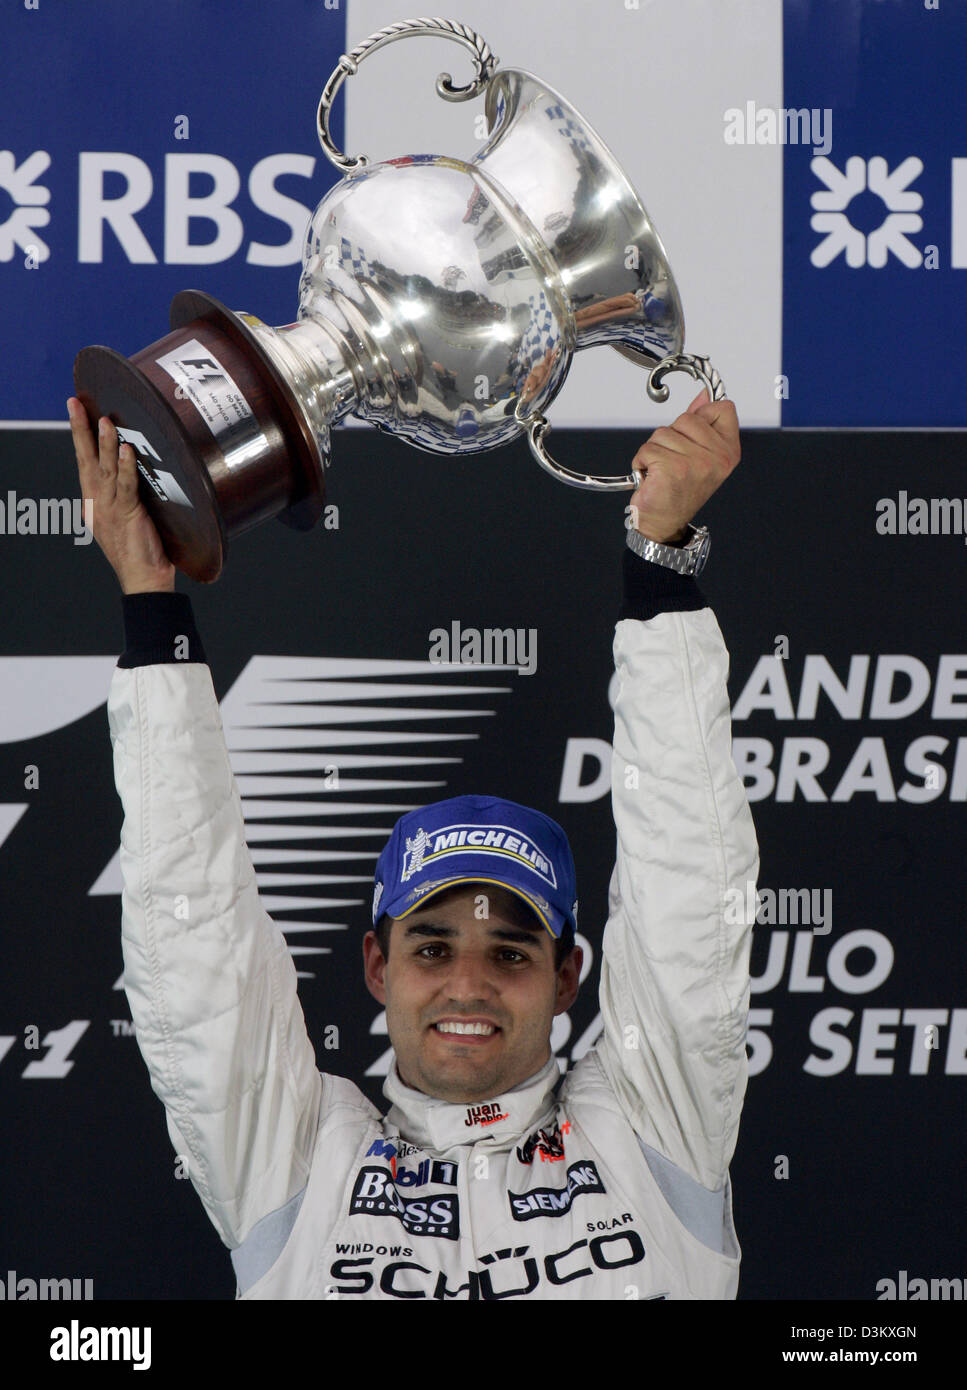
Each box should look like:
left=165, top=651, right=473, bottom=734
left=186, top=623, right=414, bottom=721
left=374, top=896, right=575, bottom=971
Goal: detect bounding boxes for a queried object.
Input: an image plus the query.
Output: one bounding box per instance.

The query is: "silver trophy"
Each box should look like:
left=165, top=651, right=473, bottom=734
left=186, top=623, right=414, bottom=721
left=74, top=17, right=725, bottom=581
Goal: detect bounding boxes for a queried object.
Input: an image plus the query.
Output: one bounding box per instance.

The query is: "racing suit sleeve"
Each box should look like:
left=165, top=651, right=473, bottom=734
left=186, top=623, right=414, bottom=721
left=595, top=547, right=759, bottom=1194
left=107, top=592, right=322, bottom=1250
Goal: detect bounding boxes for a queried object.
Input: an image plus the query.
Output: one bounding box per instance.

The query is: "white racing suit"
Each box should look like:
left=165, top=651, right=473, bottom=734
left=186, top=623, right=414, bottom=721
left=107, top=572, right=759, bottom=1300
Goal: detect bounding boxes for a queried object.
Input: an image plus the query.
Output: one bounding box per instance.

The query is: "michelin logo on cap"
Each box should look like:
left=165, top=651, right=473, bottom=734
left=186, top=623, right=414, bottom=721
left=400, top=823, right=557, bottom=888
left=371, top=794, right=578, bottom=939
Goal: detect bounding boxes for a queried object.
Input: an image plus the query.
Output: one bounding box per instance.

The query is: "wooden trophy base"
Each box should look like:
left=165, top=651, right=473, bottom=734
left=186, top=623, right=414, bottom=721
left=74, top=291, right=328, bottom=582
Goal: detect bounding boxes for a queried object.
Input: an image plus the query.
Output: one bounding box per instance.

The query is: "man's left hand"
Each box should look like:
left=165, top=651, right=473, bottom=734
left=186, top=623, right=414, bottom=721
left=628, top=389, right=741, bottom=544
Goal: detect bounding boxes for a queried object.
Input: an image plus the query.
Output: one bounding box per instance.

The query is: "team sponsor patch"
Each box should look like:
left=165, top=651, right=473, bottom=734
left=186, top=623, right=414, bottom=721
left=390, top=1159, right=457, bottom=1188
left=363, top=1140, right=456, bottom=1185
left=508, top=1160, right=607, bottom=1221
left=366, top=1137, right=421, bottom=1161
left=327, top=1228, right=649, bottom=1299
left=517, top=1121, right=569, bottom=1164
left=350, top=1167, right=460, bottom=1240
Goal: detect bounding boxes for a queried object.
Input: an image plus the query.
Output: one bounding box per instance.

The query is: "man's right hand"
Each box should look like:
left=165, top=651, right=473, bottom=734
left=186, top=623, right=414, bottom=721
left=68, top=399, right=176, bottom=594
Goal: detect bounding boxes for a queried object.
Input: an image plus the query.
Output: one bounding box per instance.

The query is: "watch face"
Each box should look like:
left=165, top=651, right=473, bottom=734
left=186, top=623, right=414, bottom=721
left=693, top=533, right=711, bottom=575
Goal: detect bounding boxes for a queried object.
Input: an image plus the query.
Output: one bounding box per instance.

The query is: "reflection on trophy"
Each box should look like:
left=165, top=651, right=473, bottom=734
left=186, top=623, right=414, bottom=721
left=73, top=18, right=725, bottom=581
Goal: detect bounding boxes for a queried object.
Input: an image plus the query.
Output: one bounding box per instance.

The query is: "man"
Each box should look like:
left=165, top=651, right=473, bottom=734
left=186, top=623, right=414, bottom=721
left=68, top=386, right=757, bottom=1300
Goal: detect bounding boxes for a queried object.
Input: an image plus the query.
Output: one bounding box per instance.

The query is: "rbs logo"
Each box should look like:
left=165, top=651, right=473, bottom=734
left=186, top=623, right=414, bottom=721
left=77, top=153, right=317, bottom=266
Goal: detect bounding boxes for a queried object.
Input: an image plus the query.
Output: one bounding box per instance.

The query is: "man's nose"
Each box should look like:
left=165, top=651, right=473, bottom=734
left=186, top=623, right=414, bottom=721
left=440, top=951, right=498, bottom=1000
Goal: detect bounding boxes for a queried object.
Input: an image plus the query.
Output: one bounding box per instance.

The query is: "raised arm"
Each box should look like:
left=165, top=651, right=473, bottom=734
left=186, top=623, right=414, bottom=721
left=70, top=402, right=321, bottom=1251
left=594, top=394, right=759, bottom=1193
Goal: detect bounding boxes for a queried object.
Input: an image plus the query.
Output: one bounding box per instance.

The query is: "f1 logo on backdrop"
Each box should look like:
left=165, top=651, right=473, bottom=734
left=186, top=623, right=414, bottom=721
left=0, top=649, right=514, bottom=953
left=0, top=1023, right=90, bottom=1079
left=0, top=149, right=317, bottom=266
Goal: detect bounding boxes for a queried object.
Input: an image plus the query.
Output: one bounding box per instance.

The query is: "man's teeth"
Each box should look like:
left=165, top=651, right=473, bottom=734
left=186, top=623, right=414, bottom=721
left=435, top=1021, right=496, bottom=1036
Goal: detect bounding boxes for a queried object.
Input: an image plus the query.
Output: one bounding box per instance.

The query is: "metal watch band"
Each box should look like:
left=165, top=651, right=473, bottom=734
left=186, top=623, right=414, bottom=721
left=625, top=522, right=710, bottom=576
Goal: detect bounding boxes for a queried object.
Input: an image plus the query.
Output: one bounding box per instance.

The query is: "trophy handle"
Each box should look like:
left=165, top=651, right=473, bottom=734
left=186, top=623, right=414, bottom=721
left=646, top=352, right=726, bottom=406
left=517, top=353, right=727, bottom=492
left=317, top=18, right=499, bottom=173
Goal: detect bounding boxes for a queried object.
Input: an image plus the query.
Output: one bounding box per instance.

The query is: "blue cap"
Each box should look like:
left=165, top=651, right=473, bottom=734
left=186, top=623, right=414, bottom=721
left=372, top=794, right=578, bottom=939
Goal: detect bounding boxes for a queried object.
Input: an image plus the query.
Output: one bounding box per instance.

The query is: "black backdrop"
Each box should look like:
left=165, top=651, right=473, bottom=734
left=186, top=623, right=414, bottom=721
left=0, top=419, right=964, bottom=1300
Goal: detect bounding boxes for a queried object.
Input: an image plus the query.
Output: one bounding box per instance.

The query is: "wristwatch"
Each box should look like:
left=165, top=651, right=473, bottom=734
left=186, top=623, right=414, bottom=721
left=625, top=521, right=710, bottom=576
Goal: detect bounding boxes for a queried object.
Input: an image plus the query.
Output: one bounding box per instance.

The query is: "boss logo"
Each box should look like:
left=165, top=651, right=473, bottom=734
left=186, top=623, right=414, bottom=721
left=349, top=1168, right=459, bottom=1241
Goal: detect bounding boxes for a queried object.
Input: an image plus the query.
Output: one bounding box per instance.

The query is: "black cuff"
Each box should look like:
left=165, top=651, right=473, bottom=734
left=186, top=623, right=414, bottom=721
left=618, top=544, right=709, bottom=622
left=117, top=591, right=208, bottom=668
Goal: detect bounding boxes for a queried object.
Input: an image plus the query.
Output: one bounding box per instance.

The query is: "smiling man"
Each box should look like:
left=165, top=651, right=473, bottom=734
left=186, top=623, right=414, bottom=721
left=364, top=794, right=589, bottom=1107
left=71, top=383, right=758, bottom=1301
left=364, top=876, right=583, bottom=1106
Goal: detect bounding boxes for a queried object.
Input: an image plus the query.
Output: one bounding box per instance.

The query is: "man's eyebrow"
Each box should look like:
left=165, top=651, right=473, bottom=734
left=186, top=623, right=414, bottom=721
left=489, top=927, right=547, bottom=946
left=402, top=922, right=455, bottom=939
left=402, top=921, right=546, bottom=945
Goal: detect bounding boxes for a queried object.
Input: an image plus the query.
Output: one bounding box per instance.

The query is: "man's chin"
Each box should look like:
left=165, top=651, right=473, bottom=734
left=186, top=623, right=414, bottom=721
left=428, top=1068, right=506, bottom=1104
left=406, top=1051, right=512, bottom=1104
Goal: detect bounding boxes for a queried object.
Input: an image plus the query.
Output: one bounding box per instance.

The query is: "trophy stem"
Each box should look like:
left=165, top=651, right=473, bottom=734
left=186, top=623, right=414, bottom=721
left=241, top=315, right=360, bottom=451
